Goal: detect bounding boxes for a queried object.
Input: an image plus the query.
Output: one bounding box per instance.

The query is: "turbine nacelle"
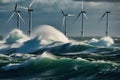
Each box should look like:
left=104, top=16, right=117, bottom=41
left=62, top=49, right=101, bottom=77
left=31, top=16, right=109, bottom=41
left=106, top=11, right=111, bottom=14
left=19, top=0, right=35, bottom=11
left=64, top=14, right=74, bottom=17
left=17, top=10, right=20, bottom=13
left=81, top=10, right=86, bottom=13
left=28, top=9, right=33, bottom=12
left=65, top=14, right=69, bottom=16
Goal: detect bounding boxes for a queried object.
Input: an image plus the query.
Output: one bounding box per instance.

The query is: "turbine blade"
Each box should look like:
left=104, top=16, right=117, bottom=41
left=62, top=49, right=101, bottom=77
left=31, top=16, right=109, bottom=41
left=73, top=12, right=81, bottom=24
left=17, top=13, right=25, bottom=23
left=81, top=0, right=84, bottom=10
left=15, top=2, right=18, bottom=11
left=29, top=0, right=35, bottom=8
left=55, top=2, right=65, bottom=16
left=83, top=13, right=88, bottom=20
left=60, top=9, right=65, bottom=16
left=98, top=13, right=106, bottom=24
left=19, top=6, right=28, bottom=10
left=7, top=12, right=15, bottom=23
left=62, top=16, right=65, bottom=30
left=68, top=14, right=74, bottom=17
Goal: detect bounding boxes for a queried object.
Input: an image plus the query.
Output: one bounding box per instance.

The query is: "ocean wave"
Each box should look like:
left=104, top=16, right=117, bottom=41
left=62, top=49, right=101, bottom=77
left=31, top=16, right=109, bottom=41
left=5, top=29, right=30, bottom=44
left=0, top=25, right=117, bottom=55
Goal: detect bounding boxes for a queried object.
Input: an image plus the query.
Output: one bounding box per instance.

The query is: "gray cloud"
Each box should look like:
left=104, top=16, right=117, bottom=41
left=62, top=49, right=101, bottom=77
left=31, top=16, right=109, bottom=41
left=73, top=0, right=120, bottom=2
left=0, top=0, right=17, bottom=4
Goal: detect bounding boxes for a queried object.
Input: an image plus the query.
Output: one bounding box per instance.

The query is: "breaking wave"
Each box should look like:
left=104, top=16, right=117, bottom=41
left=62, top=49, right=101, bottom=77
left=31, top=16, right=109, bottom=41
left=31, top=25, right=69, bottom=43
left=5, top=29, right=30, bottom=44
left=88, top=36, right=114, bottom=47
left=1, top=52, right=120, bottom=80
left=0, top=25, right=119, bottom=80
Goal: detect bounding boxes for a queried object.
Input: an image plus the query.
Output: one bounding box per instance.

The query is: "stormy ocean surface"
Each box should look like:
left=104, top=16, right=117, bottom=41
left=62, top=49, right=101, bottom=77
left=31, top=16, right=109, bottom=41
left=0, top=25, right=119, bottom=80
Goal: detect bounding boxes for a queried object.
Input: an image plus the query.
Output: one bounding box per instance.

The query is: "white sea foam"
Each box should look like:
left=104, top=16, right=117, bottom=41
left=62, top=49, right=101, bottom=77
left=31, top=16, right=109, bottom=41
left=0, top=29, right=30, bottom=54
left=5, top=29, right=29, bottom=44
left=88, top=36, right=114, bottom=47
left=88, top=38, right=99, bottom=44
left=0, top=26, right=115, bottom=55
left=16, top=25, right=69, bottom=54
left=10, top=53, right=36, bottom=59
left=2, top=63, right=21, bottom=71
left=31, top=25, right=69, bottom=43
left=2, top=52, right=57, bottom=71
left=0, top=54, right=9, bottom=57
left=97, top=36, right=114, bottom=47
left=16, top=37, right=42, bottom=54
left=41, top=51, right=57, bottom=59
left=0, top=41, right=5, bottom=45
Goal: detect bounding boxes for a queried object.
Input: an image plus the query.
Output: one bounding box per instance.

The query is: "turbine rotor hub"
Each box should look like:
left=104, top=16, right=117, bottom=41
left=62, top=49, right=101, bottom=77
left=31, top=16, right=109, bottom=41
left=17, top=10, right=20, bottom=13
left=65, top=14, right=68, bottom=16
left=28, top=9, right=33, bottom=11
left=81, top=10, right=86, bottom=13
left=106, top=11, right=111, bottom=13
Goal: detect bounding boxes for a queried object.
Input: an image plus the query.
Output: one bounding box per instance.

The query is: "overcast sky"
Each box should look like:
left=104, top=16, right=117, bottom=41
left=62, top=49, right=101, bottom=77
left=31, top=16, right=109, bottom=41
left=0, top=0, right=120, bottom=37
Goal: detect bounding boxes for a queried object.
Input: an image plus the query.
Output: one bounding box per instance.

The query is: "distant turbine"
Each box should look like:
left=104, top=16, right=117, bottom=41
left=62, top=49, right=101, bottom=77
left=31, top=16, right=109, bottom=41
left=98, top=11, right=111, bottom=36
left=60, top=9, right=74, bottom=36
left=20, top=0, right=35, bottom=36
left=7, top=2, right=24, bottom=29
left=73, top=0, right=88, bottom=38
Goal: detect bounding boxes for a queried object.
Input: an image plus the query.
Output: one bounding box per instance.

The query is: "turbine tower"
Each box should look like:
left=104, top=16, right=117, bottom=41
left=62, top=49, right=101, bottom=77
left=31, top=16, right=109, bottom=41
left=7, top=2, right=24, bottom=29
left=60, top=9, right=74, bottom=36
left=20, top=0, right=35, bottom=36
left=98, top=11, right=111, bottom=36
left=73, top=0, right=88, bottom=38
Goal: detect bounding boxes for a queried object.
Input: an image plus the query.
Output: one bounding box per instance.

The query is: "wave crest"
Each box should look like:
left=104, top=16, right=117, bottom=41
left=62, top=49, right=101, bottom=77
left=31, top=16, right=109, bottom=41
left=5, top=29, right=29, bottom=44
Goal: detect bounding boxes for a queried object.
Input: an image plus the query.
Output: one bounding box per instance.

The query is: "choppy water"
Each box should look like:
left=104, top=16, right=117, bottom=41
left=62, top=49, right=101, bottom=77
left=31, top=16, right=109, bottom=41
left=0, top=25, right=120, bottom=80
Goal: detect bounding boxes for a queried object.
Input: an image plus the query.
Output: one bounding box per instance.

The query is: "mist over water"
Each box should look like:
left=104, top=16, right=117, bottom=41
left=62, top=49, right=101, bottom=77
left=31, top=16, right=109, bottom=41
left=0, top=25, right=119, bottom=80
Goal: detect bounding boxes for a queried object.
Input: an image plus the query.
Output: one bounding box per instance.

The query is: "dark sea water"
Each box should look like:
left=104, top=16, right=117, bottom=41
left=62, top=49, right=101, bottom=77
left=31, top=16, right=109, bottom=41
left=0, top=25, right=120, bottom=80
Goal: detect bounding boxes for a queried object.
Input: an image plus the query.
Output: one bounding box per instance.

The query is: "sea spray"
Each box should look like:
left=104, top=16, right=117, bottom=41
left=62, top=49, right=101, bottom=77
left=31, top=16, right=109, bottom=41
left=98, top=36, right=114, bottom=47
left=0, top=29, right=30, bottom=54
left=31, top=25, right=69, bottom=43
left=41, top=51, right=57, bottom=59
left=5, top=29, right=29, bottom=44
left=88, top=36, right=114, bottom=47
left=15, top=25, right=70, bottom=54
left=0, top=26, right=119, bottom=80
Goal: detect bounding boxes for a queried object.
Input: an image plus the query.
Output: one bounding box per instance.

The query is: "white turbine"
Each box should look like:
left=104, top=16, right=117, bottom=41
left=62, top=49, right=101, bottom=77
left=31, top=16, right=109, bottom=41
left=20, top=0, right=35, bottom=36
left=73, top=0, right=88, bottom=38
left=60, top=9, right=74, bottom=36
left=7, top=2, right=24, bottom=29
left=98, top=11, right=111, bottom=36
left=55, top=2, right=74, bottom=36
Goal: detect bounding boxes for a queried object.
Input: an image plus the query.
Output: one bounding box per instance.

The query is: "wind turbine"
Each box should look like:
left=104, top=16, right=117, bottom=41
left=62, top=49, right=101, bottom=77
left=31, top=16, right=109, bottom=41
left=61, top=9, right=74, bottom=36
left=7, top=2, right=24, bottom=30
left=73, top=0, right=88, bottom=38
left=98, top=11, right=111, bottom=36
left=20, top=0, right=35, bottom=36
